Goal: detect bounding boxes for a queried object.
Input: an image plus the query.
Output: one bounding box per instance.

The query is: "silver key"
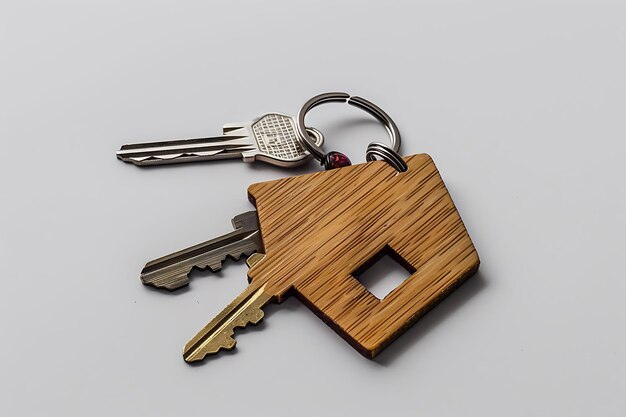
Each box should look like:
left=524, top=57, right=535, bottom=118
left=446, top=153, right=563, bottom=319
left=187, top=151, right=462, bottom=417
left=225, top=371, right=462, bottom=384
left=140, top=211, right=262, bottom=290
left=116, top=113, right=324, bottom=168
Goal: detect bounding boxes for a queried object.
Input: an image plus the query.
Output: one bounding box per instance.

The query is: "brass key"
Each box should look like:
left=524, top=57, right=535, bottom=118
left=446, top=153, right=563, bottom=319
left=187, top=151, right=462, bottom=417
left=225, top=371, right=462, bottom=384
left=183, top=268, right=271, bottom=362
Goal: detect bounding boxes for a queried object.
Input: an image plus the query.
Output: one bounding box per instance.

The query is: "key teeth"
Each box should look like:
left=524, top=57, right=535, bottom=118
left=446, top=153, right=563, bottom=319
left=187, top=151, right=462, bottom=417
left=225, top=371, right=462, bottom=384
left=141, top=250, right=259, bottom=291
left=204, top=250, right=249, bottom=272
left=248, top=308, right=265, bottom=325
left=208, top=262, right=223, bottom=272
left=208, top=249, right=255, bottom=270
left=183, top=313, right=265, bottom=362
left=230, top=252, right=245, bottom=262
left=183, top=337, right=236, bottom=362
left=222, top=336, right=237, bottom=351
left=116, top=153, right=141, bottom=165
left=142, top=251, right=251, bottom=289
left=183, top=296, right=269, bottom=363
left=141, top=271, right=190, bottom=291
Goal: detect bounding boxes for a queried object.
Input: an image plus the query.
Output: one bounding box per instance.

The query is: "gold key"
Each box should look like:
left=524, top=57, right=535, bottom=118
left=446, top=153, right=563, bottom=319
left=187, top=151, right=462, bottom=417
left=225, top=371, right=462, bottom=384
left=183, top=273, right=271, bottom=361
left=180, top=153, right=480, bottom=362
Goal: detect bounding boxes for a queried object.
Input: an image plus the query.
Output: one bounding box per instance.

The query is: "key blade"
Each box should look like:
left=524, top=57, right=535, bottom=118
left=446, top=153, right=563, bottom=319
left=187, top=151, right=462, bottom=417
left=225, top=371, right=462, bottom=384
left=140, top=211, right=262, bottom=290
left=117, top=136, right=254, bottom=154
left=183, top=279, right=272, bottom=362
left=116, top=136, right=256, bottom=166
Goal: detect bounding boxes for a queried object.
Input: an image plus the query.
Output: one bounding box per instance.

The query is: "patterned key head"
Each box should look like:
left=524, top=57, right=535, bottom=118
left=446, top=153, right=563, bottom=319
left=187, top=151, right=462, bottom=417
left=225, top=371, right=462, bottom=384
left=251, top=114, right=311, bottom=162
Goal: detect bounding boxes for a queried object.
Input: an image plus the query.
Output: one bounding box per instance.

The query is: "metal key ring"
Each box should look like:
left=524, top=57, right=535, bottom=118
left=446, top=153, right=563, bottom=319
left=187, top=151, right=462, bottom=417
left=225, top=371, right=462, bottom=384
left=366, top=142, right=408, bottom=173
left=296, top=92, right=401, bottom=166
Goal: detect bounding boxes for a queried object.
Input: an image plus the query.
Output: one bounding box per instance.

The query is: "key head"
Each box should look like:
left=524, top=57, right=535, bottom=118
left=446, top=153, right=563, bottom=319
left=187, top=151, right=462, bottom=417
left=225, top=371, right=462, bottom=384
left=223, top=113, right=324, bottom=167
left=246, top=154, right=480, bottom=358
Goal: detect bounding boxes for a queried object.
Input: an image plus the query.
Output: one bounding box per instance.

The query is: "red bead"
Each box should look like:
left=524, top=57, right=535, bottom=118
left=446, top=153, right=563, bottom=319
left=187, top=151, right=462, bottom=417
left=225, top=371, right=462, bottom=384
left=323, top=151, right=352, bottom=170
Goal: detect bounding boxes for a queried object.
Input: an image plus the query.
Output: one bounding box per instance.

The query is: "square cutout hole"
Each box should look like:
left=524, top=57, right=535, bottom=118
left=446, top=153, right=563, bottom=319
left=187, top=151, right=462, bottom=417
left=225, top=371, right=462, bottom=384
left=352, top=246, right=416, bottom=299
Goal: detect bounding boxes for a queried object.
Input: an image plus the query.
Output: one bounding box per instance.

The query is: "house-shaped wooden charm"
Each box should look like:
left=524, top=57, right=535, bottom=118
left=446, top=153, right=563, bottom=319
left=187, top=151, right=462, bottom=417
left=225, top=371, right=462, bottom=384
left=247, top=154, right=480, bottom=358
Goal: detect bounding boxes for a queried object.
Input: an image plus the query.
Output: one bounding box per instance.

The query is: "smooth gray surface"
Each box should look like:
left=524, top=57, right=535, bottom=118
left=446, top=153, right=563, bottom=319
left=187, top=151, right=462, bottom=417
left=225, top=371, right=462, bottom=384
left=1, top=1, right=625, bottom=416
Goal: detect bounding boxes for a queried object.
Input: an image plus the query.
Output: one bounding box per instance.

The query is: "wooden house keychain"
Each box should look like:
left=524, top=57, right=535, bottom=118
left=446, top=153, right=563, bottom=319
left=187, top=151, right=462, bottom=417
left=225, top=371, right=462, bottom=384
left=129, top=92, right=480, bottom=362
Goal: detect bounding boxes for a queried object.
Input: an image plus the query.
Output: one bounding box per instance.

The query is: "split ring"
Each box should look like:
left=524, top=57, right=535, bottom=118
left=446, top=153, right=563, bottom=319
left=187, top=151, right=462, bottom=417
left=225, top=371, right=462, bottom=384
left=296, top=92, right=402, bottom=165
left=366, top=142, right=408, bottom=173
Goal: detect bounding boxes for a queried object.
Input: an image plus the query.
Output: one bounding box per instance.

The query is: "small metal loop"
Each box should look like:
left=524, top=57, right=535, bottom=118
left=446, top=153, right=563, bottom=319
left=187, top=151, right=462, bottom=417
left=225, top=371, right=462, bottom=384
left=366, top=142, right=408, bottom=173
left=304, top=126, right=325, bottom=148
left=296, top=92, right=401, bottom=162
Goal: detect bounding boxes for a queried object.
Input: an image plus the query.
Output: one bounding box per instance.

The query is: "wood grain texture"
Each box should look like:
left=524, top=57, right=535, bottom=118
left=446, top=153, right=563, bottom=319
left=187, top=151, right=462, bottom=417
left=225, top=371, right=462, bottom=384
left=247, top=154, right=480, bottom=358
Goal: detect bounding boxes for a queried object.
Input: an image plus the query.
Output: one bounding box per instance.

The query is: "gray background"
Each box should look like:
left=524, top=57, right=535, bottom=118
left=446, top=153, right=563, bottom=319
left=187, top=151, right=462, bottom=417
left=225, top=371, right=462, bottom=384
left=1, top=1, right=625, bottom=416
